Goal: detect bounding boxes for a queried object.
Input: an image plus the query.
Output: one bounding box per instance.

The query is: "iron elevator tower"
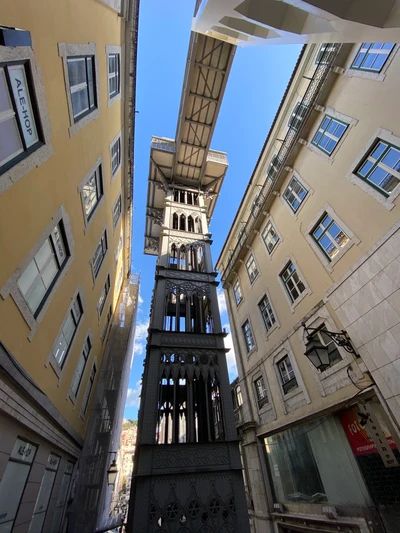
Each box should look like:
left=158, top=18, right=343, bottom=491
left=127, top=31, right=250, bottom=533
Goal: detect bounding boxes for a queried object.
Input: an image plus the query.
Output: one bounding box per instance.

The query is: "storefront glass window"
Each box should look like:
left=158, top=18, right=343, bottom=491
left=264, top=416, right=370, bottom=507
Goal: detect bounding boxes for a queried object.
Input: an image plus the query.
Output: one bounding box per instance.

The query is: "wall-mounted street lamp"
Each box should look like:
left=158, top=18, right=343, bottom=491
left=302, top=322, right=358, bottom=372
left=107, top=453, right=118, bottom=486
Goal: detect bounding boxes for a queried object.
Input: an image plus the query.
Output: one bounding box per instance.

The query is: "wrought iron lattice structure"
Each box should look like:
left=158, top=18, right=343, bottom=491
left=128, top=31, right=250, bottom=533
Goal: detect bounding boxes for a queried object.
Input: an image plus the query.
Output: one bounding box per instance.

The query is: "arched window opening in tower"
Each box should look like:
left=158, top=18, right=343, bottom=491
left=156, top=355, right=224, bottom=444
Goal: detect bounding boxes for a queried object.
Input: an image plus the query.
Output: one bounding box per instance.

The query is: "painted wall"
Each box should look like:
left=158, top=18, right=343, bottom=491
left=0, top=0, right=128, bottom=437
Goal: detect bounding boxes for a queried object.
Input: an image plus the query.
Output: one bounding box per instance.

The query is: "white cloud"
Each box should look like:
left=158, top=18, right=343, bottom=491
left=133, top=320, right=149, bottom=357
left=223, top=323, right=238, bottom=382
left=126, top=380, right=142, bottom=408
left=217, top=288, right=227, bottom=316
left=138, top=294, right=144, bottom=305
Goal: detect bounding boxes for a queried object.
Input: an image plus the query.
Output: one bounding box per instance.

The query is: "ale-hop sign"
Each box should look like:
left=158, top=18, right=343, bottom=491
left=9, top=64, right=39, bottom=148
left=339, top=404, right=398, bottom=468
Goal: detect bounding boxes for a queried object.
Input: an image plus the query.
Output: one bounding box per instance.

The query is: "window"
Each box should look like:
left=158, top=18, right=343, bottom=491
left=101, top=306, right=112, bottom=343
left=111, top=135, right=121, bottom=176
left=288, top=103, right=308, bottom=130
left=245, top=253, right=259, bottom=284
left=266, top=155, right=282, bottom=181
left=312, top=213, right=349, bottom=261
left=356, top=140, right=400, bottom=197
left=108, top=53, right=120, bottom=99
left=233, top=280, right=243, bottom=306
left=235, top=385, right=243, bottom=407
left=98, top=274, right=111, bottom=317
left=311, top=325, right=342, bottom=368
left=254, top=376, right=268, bottom=408
left=277, top=356, right=298, bottom=394
left=0, top=438, right=38, bottom=532
left=258, top=294, right=276, bottom=333
left=82, top=164, right=103, bottom=221
left=67, top=56, right=96, bottom=122
left=315, top=43, right=336, bottom=64
left=312, top=116, right=348, bottom=155
left=242, top=320, right=255, bottom=353
left=0, top=61, right=42, bottom=174
left=115, top=235, right=123, bottom=266
left=17, top=223, right=69, bottom=316
left=351, top=43, right=395, bottom=72
left=81, top=363, right=97, bottom=416
left=280, top=261, right=306, bottom=303
left=262, top=221, right=279, bottom=254
left=58, top=42, right=99, bottom=136
left=283, top=176, right=308, bottom=212
left=28, top=453, right=61, bottom=533
left=92, top=230, right=108, bottom=278
left=70, top=336, right=91, bottom=398
left=0, top=46, right=52, bottom=191
left=52, top=294, right=83, bottom=367
left=50, top=461, right=74, bottom=533
left=113, top=194, right=122, bottom=229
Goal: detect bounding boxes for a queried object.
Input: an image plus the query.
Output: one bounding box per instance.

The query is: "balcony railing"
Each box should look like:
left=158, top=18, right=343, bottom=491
left=220, top=44, right=341, bottom=284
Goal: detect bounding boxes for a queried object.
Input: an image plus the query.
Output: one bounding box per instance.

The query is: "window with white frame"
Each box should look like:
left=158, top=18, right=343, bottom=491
left=245, top=253, right=259, bottom=284
left=355, top=139, right=400, bottom=197
left=82, top=164, right=103, bottom=221
left=108, top=53, right=120, bottom=100
left=111, top=135, right=121, bottom=176
left=17, top=223, right=69, bottom=316
left=280, top=261, right=306, bottom=303
left=251, top=192, right=262, bottom=217
left=92, top=230, right=108, bottom=279
left=351, top=43, right=395, bottom=72
left=0, top=62, right=42, bottom=174
left=70, top=336, right=91, bottom=398
left=242, top=320, right=255, bottom=353
left=52, top=294, right=83, bottom=367
left=81, top=363, right=96, bottom=416
left=112, top=194, right=122, bottom=228
left=266, top=155, right=282, bottom=181
left=277, top=356, right=298, bottom=394
left=315, top=43, right=336, bottom=64
left=101, top=306, right=112, bottom=343
left=312, top=212, right=350, bottom=261
left=235, top=385, right=243, bottom=407
left=312, top=116, right=348, bottom=155
left=283, top=176, right=308, bottom=212
left=288, top=103, right=308, bottom=130
left=233, top=279, right=243, bottom=306
left=311, top=325, right=342, bottom=368
left=262, top=221, right=279, bottom=254
left=254, top=376, right=269, bottom=408
left=258, top=294, right=276, bottom=333
left=98, top=274, right=110, bottom=317
left=67, top=56, right=97, bottom=122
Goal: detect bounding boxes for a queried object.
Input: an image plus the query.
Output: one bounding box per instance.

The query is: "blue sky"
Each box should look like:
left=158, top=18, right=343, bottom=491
left=123, top=0, right=302, bottom=420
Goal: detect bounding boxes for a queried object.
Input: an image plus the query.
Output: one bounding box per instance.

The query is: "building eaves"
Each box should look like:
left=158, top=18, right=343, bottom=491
left=215, top=44, right=306, bottom=269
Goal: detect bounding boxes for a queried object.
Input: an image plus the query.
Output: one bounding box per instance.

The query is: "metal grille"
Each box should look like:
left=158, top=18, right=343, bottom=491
left=221, top=44, right=341, bottom=283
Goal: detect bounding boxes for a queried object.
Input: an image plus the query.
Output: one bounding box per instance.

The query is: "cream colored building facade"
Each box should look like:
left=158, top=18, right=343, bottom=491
left=217, top=42, right=400, bottom=533
left=0, top=1, right=138, bottom=532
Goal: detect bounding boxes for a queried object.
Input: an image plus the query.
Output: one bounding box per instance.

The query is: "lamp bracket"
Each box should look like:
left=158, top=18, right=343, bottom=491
left=302, top=323, right=358, bottom=356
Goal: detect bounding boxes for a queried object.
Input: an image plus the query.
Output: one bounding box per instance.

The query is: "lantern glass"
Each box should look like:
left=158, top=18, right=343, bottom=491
left=107, top=459, right=118, bottom=485
left=304, top=337, right=330, bottom=371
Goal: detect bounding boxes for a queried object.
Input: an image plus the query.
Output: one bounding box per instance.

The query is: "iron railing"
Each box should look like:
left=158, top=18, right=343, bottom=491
left=220, top=44, right=341, bottom=283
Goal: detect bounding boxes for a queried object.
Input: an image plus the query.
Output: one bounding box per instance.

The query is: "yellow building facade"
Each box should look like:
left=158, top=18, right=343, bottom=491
left=0, top=1, right=138, bottom=532
left=217, top=43, right=400, bottom=533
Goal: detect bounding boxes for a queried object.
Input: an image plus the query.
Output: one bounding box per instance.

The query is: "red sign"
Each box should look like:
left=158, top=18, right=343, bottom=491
left=339, top=407, right=396, bottom=456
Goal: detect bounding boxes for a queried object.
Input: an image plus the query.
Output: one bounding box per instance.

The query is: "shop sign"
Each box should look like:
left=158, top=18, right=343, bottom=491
left=339, top=404, right=398, bottom=468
